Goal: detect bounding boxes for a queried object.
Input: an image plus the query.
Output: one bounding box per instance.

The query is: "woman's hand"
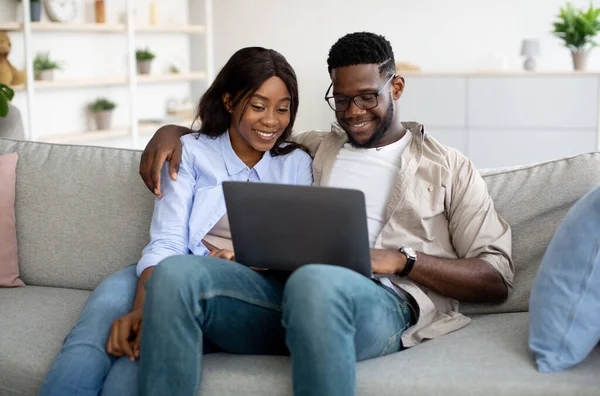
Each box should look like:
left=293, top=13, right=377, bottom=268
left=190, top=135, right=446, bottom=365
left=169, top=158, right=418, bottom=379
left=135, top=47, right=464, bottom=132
left=209, top=249, right=236, bottom=261
left=106, top=308, right=143, bottom=361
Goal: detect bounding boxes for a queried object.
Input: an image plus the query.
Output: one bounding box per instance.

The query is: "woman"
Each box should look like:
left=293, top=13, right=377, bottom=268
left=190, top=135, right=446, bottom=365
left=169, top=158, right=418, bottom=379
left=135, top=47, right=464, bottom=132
left=38, top=47, right=312, bottom=396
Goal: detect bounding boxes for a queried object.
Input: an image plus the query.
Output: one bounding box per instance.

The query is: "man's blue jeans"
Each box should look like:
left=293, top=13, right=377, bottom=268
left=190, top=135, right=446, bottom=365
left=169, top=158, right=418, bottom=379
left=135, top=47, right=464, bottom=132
left=38, top=265, right=140, bottom=396
left=140, top=256, right=412, bottom=396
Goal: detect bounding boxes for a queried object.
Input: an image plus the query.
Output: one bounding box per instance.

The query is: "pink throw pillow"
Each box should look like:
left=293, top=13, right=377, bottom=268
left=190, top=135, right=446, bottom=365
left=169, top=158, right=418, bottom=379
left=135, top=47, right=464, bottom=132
left=0, top=152, right=24, bottom=287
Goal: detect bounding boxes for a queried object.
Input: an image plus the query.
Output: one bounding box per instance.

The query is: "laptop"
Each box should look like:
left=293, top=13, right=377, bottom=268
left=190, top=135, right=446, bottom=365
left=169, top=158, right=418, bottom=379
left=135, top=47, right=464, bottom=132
left=222, top=181, right=372, bottom=277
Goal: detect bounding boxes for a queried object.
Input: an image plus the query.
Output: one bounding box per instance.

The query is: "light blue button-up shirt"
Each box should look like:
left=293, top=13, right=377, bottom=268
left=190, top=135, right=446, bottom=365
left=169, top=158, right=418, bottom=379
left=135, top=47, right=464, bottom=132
left=136, top=131, right=314, bottom=276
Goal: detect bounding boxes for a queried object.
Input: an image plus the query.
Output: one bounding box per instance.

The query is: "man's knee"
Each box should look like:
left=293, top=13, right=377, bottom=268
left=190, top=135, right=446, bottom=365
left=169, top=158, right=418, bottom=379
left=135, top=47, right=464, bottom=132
left=283, top=264, right=357, bottom=317
left=146, top=255, right=234, bottom=308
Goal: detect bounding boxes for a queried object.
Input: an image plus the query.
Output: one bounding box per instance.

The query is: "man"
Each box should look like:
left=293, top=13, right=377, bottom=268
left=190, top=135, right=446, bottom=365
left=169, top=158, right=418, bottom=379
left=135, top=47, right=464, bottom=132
left=138, top=32, right=513, bottom=396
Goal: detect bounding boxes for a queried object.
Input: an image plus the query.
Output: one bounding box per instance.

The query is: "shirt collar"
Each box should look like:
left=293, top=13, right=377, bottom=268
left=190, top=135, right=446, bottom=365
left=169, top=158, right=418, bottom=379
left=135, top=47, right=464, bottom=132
left=253, top=149, right=274, bottom=181
left=219, top=130, right=273, bottom=180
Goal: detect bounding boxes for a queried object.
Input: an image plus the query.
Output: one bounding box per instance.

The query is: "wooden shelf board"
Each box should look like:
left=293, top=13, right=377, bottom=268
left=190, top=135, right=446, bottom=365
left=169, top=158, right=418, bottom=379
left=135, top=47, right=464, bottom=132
left=136, top=25, right=205, bottom=33
left=39, top=128, right=130, bottom=144
left=137, top=71, right=206, bottom=83
left=138, top=118, right=197, bottom=134
left=34, top=77, right=128, bottom=90
left=31, top=22, right=126, bottom=32
left=0, top=22, right=22, bottom=32
left=0, top=22, right=205, bottom=34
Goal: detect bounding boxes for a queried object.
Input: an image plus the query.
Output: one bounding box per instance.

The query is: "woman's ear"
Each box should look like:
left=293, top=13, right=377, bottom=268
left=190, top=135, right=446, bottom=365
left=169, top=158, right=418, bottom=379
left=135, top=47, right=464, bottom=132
left=222, top=93, right=233, bottom=113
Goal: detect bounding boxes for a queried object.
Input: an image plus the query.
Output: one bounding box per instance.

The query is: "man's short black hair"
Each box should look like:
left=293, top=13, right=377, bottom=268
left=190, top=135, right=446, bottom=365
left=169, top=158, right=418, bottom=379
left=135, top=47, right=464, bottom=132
left=327, top=32, right=395, bottom=77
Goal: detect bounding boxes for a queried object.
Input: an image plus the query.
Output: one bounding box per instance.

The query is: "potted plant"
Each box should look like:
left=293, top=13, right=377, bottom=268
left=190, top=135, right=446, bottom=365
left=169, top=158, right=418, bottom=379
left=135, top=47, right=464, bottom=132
left=0, top=84, right=15, bottom=118
left=33, top=52, right=61, bottom=81
left=136, top=48, right=155, bottom=75
left=88, top=98, right=116, bottom=131
left=552, top=2, right=600, bottom=70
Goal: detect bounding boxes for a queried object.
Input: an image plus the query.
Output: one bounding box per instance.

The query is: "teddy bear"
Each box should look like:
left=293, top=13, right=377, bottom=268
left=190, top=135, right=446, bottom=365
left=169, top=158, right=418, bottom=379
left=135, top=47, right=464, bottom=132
left=0, top=31, right=26, bottom=86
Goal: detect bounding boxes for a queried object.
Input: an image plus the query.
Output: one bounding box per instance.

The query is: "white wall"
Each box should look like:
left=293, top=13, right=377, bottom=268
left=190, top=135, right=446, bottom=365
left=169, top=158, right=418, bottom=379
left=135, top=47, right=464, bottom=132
left=213, top=0, right=600, bottom=133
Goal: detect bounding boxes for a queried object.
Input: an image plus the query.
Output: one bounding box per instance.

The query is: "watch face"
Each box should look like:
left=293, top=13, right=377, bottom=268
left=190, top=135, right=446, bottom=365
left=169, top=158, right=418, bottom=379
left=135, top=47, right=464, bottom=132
left=44, top=0, right=77, bottom=23
left=403, top=246, right=417, bottom=258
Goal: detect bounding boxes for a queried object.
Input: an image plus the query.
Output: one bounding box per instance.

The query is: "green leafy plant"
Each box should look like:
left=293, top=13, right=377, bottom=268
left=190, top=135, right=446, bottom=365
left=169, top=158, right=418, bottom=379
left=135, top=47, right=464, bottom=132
left=552, top=2, right=600, bottom=51
left=169, top=64, right=180, bottom=74
left=136, top=48, right=156, bottom=62
left=0, top=84, right=15, bottom=118
left=88, top=98, right=116, bottom=112
left=33, top=52, right=62, bottom=72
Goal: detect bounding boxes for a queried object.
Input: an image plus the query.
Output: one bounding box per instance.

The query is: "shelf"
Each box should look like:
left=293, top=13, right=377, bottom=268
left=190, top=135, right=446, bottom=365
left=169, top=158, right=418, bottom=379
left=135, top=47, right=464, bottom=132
left=139, top=118, right=197, bottom=134
left=34, top=76, right=128, bottom=90
left=137, top=72, right=206, bottom=83
left=33, top=22, right=127, bottom=32
left=0, top=22, right=22, bottom=32
left=11, top=73, right=205, bottom=91
left=9, top=85, right=25, bottom=92
left=39, top=128, right=130, bottom=144
left=37, top=118, right=198, bottom=144
left=136, top=25, right=205, bottom=33
left=0, top=22, right=205, bottom=34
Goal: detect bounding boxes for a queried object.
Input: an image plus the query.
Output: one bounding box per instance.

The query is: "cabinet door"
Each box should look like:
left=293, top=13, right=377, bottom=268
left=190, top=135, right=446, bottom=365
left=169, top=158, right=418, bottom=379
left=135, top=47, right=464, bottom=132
left=425, top=127, right=468, bottom=156
left=468, top=128, right=597, bottom=169
left=400, top=77, right=467, bottom=127
left=468, top=77, right=598, bottom=129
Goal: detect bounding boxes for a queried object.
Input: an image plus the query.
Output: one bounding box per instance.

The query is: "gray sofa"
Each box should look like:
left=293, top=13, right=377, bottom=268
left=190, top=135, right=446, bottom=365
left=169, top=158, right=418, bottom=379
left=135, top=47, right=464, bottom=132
left=1, top=137, right=600, bottom=396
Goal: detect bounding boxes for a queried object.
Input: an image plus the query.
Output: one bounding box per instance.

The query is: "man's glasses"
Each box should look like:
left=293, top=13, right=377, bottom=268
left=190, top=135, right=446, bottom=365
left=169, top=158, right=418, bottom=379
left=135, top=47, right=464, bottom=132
left=324, top=74, right=396, bottom=112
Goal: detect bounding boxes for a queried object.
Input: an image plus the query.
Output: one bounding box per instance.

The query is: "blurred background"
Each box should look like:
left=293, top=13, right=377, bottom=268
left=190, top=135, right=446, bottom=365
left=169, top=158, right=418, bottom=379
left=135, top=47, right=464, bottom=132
left=1, top=0, right=599, bottom=168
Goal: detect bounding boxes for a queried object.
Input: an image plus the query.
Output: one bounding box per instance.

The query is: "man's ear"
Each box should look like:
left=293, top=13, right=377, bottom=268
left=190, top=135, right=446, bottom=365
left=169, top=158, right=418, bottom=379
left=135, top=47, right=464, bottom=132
left=222, top=93, right=232, bottom=113
left=391, top=76, right=405, bottom=100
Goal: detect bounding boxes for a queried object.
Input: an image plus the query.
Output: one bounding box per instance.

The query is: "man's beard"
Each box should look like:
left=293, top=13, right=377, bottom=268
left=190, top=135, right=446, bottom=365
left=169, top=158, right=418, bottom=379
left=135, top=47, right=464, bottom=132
left=345, top=101, right=394, bottom=149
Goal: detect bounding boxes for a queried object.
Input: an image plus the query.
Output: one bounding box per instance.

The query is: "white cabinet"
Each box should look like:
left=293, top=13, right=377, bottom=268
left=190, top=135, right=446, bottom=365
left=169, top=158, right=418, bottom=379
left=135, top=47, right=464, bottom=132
left=400, top=72, right=600, bottom=169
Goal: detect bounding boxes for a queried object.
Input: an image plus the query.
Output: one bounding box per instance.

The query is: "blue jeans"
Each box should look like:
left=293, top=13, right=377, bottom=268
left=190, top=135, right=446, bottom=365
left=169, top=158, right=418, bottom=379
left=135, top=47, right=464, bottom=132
left=38, top=265, right=140, bottom=396
left=140, top=256, right=412, bottom=396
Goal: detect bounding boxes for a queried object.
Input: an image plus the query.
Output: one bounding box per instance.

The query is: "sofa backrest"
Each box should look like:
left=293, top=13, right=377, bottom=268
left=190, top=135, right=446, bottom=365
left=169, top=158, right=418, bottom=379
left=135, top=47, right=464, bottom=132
left=0, top=138, right=154, bottom=290
left=1, top=138, right=600, bottom=314
left=462, top=152, right=600, bottom=315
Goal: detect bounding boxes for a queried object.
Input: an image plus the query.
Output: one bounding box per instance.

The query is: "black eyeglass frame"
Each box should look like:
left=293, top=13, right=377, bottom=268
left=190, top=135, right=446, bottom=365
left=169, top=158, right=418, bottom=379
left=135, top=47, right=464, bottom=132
left=324, top=73, right=396, bottom=112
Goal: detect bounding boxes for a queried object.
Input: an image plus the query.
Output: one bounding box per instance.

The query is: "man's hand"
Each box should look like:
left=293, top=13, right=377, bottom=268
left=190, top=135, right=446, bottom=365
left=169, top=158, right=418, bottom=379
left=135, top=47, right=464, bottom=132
left=139, top=124, right=190, bottom=198
left=106, top=309, right=143, bottom=361
left=370, top=248, right=406, bottom=275
left=209, top=249, right=236, bottom=261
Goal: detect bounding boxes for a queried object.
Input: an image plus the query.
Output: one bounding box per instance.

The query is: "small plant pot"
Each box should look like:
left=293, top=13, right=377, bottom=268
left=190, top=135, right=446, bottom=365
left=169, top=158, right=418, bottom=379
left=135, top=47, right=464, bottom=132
left=137, top=60, right=152, bottom=75
left=30, top=2, right=42, bottom=22
left=35, top=70, right=54, bottom=81
left=571, top=50, right=589, bottom=71
left=93, top=110, right=113, bottom=131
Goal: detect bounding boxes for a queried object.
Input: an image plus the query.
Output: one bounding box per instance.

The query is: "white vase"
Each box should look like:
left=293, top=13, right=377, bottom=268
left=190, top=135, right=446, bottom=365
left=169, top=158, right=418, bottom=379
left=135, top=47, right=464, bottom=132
left=35, top=70, right=54, bottom=81
left=93, top=110, right=113, bottom=131
left=137, top=60, right=152, bottom=75
left=571, top=50, right=589, bottom=71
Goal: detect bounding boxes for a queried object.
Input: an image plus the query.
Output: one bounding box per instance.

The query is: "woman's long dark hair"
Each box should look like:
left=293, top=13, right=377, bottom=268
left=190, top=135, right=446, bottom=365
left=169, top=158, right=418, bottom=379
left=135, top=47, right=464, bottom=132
left=194, top=47, right=306, bottom=157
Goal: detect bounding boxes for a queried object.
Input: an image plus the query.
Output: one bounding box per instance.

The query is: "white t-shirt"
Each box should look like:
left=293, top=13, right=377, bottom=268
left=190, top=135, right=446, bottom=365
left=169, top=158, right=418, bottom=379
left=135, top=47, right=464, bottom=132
left=327, top=131, right=413, bottom=247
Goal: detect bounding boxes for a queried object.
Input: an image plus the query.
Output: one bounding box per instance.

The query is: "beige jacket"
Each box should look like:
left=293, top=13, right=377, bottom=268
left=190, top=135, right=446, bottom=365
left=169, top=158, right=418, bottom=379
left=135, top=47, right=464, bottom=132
left=293, top=122, right=514, bottom=347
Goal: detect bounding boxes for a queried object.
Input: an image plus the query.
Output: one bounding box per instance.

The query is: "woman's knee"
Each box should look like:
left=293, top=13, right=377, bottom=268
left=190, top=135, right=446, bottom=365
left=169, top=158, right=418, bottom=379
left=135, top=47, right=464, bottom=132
left=78, top=265, right=138, bottom=325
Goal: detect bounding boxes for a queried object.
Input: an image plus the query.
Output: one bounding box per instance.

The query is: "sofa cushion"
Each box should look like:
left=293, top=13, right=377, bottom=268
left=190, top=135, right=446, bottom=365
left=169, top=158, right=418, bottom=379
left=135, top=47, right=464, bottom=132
left=529, top=185, right=600, bottom=372
left=198, top=313, right=600, bottom=396
left=3, top=289, right=599, bottom=396
left=462, top=152, right=600, bottom=315
left=0, top=138, right=155, bottom=291
left=0, top=152, right=23, bottom=287
left=0, top=286, right=90, bottom=395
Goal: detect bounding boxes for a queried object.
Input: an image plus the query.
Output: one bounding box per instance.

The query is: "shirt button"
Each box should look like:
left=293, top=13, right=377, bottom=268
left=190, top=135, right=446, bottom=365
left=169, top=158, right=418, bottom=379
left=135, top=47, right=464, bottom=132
left=428, top=186, right=433, bottom=192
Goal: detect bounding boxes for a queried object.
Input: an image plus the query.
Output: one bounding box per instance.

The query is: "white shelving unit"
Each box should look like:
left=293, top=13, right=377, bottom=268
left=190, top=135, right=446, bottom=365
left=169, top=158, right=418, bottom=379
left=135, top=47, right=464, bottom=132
left=6, top=0, right=214, bottom=149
